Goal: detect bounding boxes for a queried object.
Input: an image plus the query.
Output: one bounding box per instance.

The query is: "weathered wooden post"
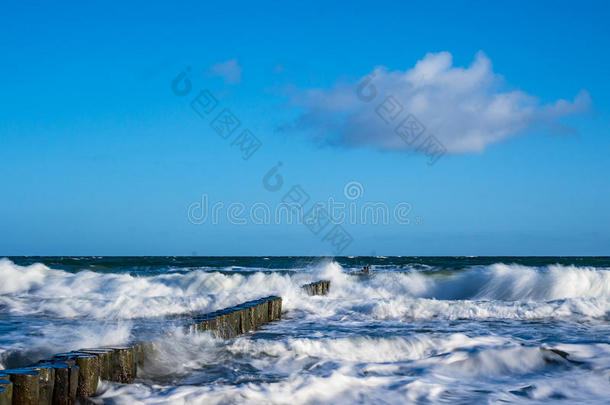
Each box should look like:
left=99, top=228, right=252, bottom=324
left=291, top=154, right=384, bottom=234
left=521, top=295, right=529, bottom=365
left=227, top=308, right=242, bottom=338
left=239, top=302, right=256, bottom=332
left=76, top=348, right=115, bottom=381
left=218, top=308, right=239, bottom=339
left=266, top=296, right=282, bottom=321
left=0, top=387, right=10, bottom=405
left=0, top=376, right=12, bottom=405
left=234, top=308, right=246, bottom=335
left=301, top=280, right=331, bottom=296
left=53, top=354, right=99, bottom=399
left=4, top=369, right=40, bottom=405
left=254, top=299, right=266, bottom=328
left=26, top=363, right=56, bottom=405
left=38, top=358, right=79, bottom=405
left=194, top=315, right=217, bottom=334
left=44, top=361, right=77, bottom=405
left=246, top=302, right=258, bottom=330
left=261, top=299, right=271, bottom=324
left=104, top=347, right=135, bottom=383
left=73, top=355, right=98, bottom=399
left=234, top=304, right=250, bottom=333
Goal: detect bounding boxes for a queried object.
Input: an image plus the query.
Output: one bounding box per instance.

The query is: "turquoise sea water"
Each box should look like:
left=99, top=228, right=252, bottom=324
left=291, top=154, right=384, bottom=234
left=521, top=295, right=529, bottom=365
left=1, top=256, right=609, bottom=404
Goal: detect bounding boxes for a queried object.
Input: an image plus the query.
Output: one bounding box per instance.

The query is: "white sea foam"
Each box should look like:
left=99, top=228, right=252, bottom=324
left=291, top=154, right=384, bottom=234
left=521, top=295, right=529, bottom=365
left=91, top=331, right=610, bottom=404
left=320, top=261, right=610, bottom=301
left=1, top=258, right=608, bottom=322
left=0, top=258, right=307, bottom=319
left=0, top=322, right=132, bottom=370
left=2, top=258, right=610, bottom=403
left=306, top=260, right=610, bottom=321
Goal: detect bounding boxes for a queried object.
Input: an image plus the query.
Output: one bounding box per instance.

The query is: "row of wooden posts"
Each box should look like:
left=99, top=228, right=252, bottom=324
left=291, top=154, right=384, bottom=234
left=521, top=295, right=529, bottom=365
left=0, top=344, right=150, bottom=405
left=189, top=296, right=283, bottom=339
left=0, top=280, right=330, bottom=405
left=301, top=280, right=330, bottom=296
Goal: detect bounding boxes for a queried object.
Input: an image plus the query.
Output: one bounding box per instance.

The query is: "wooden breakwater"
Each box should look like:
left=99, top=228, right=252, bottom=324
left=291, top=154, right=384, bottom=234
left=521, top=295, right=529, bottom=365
left=189, top=296, right=282, bottom=339
left=0, top=343, right=152, bottom=405
left=1, top=283, right=330, bottom=404
left=302, top=280, right=330, bottom=296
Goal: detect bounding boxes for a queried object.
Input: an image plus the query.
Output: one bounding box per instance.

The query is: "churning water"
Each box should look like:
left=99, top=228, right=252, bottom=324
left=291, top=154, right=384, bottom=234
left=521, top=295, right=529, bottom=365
left=1, top=256, right=609, bottom=404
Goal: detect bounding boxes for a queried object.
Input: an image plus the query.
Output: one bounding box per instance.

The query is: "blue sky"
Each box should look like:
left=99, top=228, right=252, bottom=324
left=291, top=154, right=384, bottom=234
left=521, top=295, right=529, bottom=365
left=1, top=0, right=609, bottom=256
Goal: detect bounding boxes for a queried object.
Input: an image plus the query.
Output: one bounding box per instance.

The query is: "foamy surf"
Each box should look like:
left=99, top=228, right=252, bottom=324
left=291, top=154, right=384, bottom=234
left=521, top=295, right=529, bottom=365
left=1, top=256, right=609, bottom=403
left=90, top=332, right=610, bottom=404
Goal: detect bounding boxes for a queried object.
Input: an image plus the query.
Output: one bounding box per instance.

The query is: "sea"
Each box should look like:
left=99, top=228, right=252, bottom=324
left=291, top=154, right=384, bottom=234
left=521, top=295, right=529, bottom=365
left=1, top=256, right=609, bottom=404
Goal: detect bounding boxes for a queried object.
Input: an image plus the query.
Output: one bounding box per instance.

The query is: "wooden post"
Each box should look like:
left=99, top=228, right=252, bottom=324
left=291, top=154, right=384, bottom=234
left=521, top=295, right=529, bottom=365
left=26, top=363, right=56, bottom=405
left=4, top=369, right=40, bottom=405
left=43, top=358, right=79, bottom=405
left=103, top=347, right=135, bottom=383
left=266, top=296, right=282, bottom=321
left=188, top=295, right=283, bottom=339
left=254, top=300, right=266, bottom=328
left=53, top=354, right=99, bottom=399
left=227, top=308, right=241, bottom=338
left=0, top=376, right=12, bottom=405
left=301, top=280, right=331, bottom=296
left=46, top=362, right=77, bottom=405
left=240, top=302, right=256, bottom=332
left=235, top=305, right=250, bottom=333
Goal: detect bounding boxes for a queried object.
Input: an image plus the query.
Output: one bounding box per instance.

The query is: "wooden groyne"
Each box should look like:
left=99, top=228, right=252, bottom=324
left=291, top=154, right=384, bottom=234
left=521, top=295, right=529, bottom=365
left=0, top=341, right=152, bottom=405
left=189, top=296, right=282, bottom=339
left=1, top=283, right=331, bottom=404
left=302, top=280, right=330, bottom=296
left=0, top=343, right=161, bottom=404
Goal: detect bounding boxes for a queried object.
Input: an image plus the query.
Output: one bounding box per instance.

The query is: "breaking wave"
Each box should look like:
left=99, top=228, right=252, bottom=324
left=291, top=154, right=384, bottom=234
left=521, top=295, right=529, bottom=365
left=1, top=259, right=608, bottom=321
left=91, top=331, right=610, bottom=404
left=1, top=257, right=610, bottom=403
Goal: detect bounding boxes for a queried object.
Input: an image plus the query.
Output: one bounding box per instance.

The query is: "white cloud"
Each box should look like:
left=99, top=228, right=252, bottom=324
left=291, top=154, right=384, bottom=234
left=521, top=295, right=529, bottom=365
left=282, top=51, right=591, bottom=154
left=208, top=59, right=242, bottom=85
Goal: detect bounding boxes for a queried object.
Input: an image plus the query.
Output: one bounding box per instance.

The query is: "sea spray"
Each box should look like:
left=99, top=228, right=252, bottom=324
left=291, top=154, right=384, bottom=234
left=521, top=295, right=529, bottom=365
left=2, top=257, right=610, bottom=404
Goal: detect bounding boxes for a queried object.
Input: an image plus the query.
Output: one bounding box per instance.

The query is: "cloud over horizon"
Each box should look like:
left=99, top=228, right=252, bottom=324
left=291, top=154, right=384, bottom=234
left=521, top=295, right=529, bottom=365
left=208, top=58, right=242, bottom=84
left=282, top=51, right=591, bottom=154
